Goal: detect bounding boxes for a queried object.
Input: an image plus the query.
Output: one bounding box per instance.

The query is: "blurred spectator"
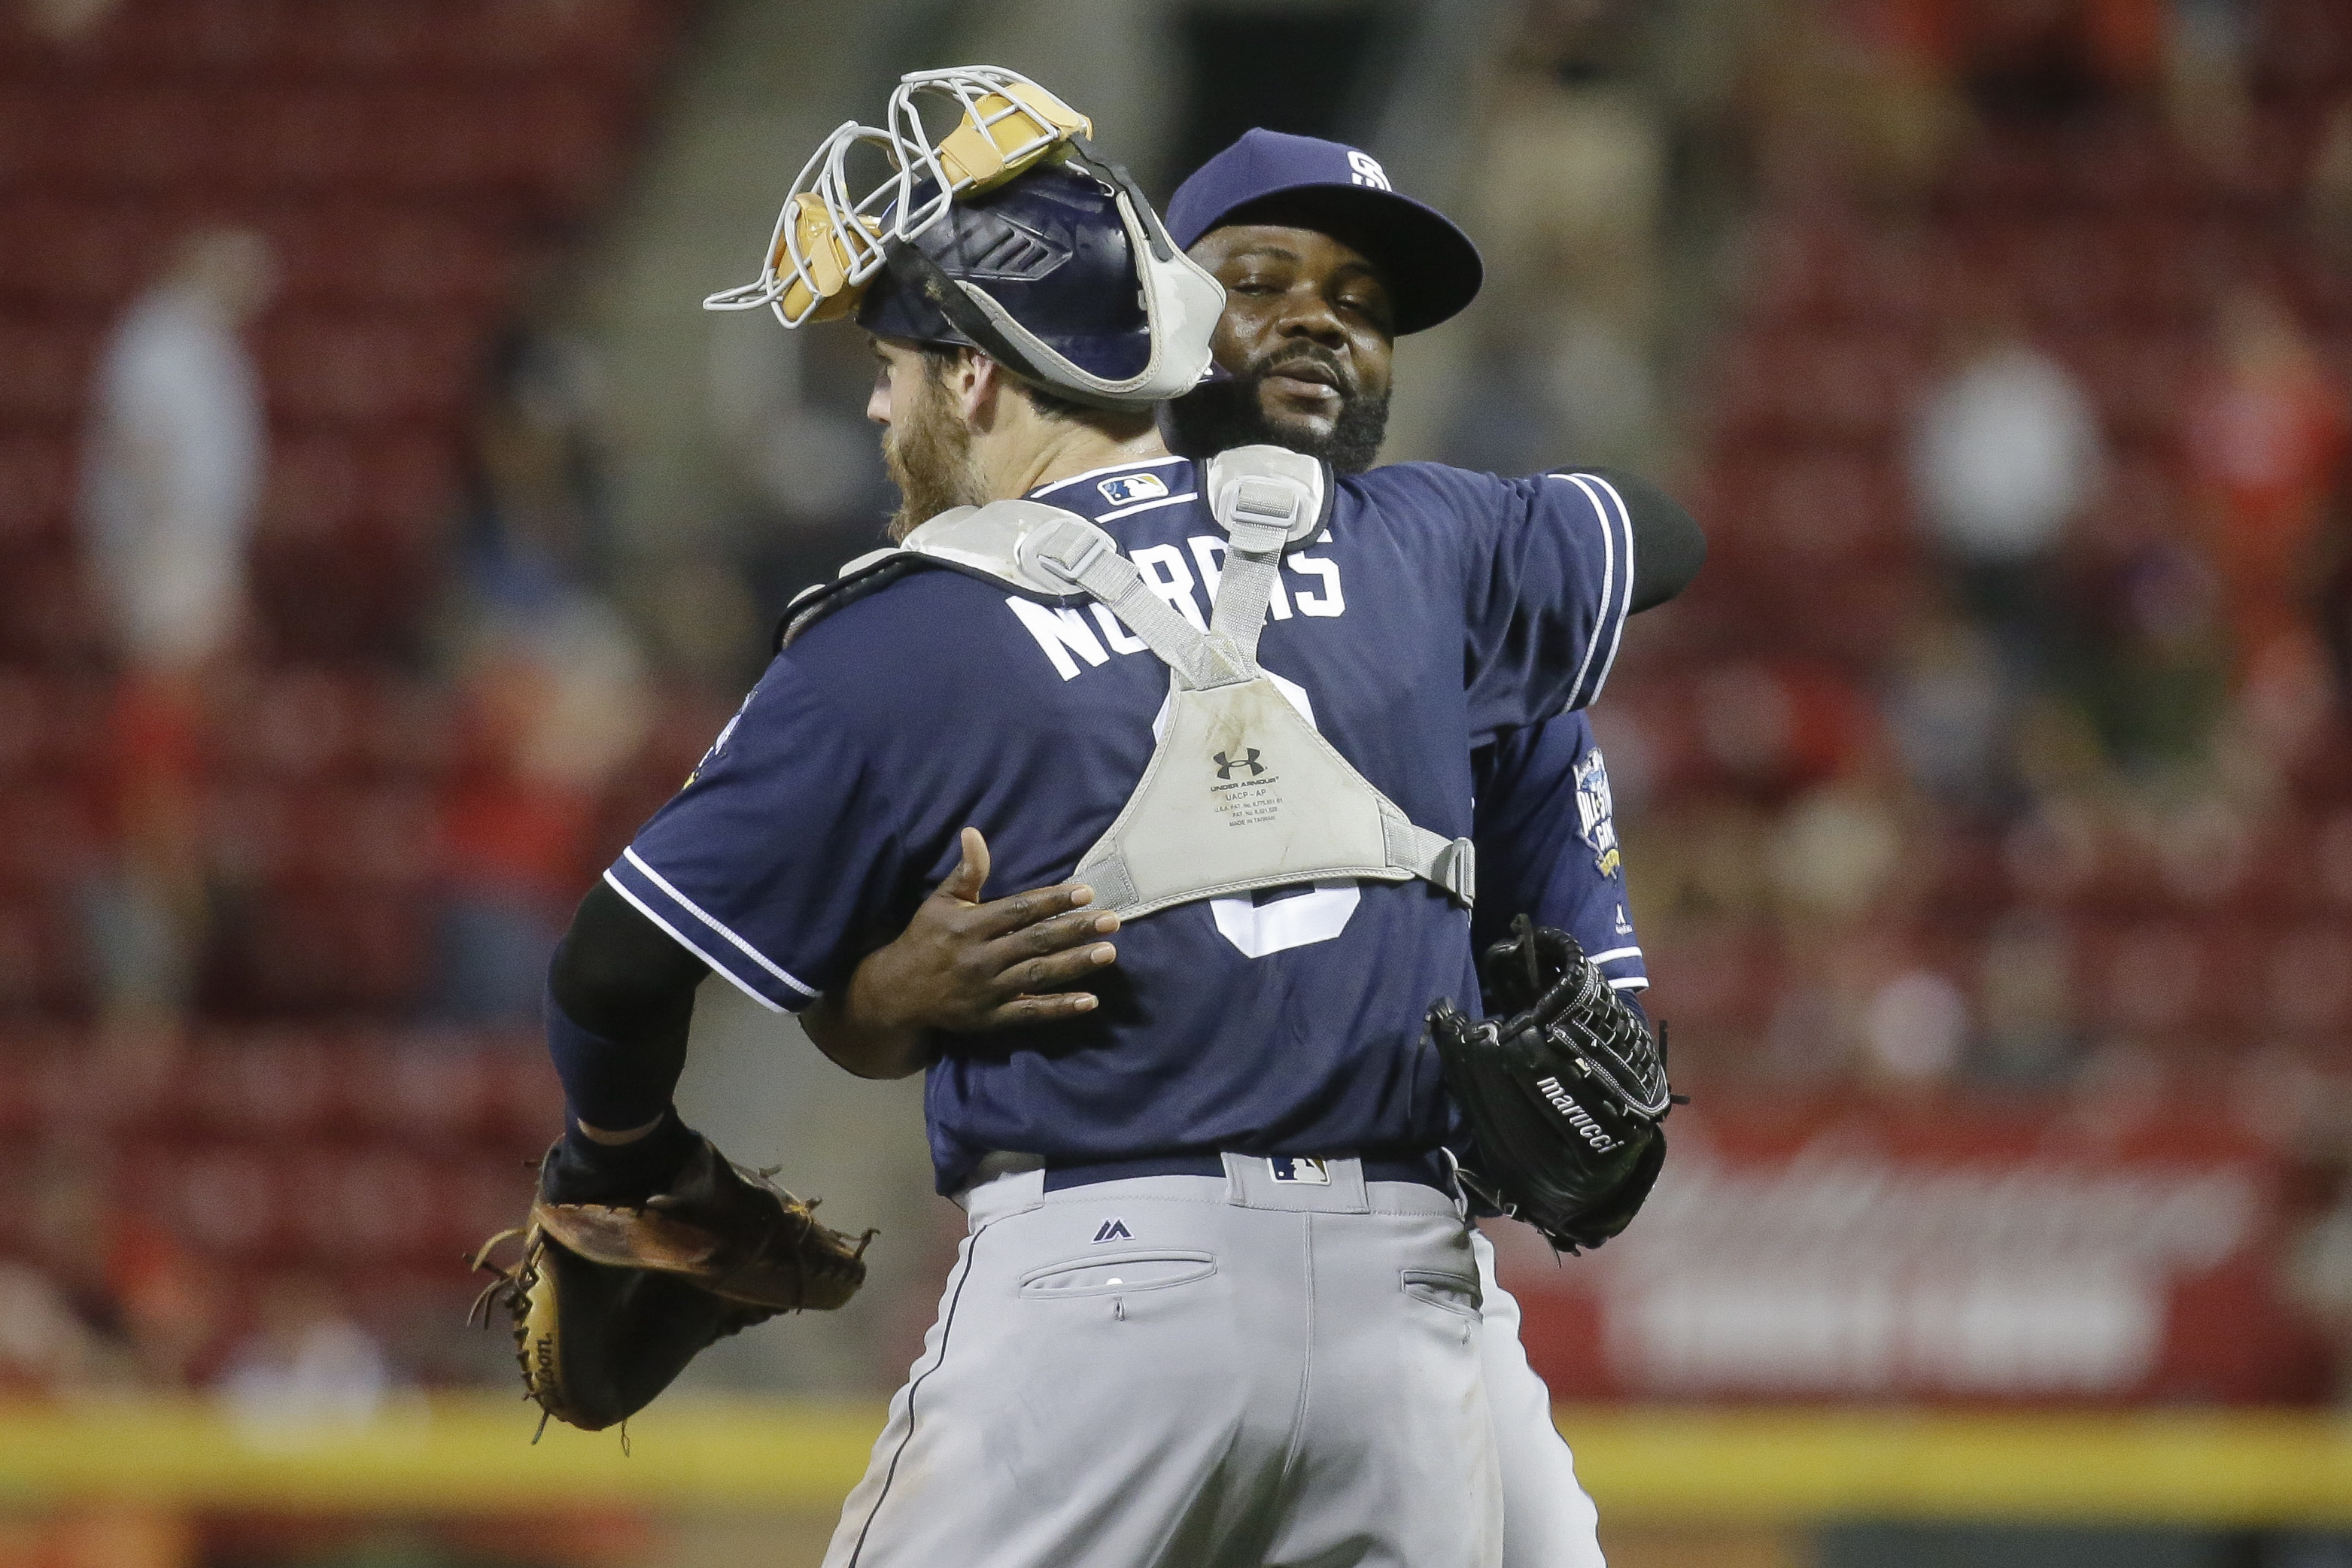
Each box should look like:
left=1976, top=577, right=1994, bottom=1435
left=705, top=275, right=900, bottom=691
left=217, top=1275, right=392, bottom=1434
left=1884, top=612, right=2013, bottom=813
left=22, top=0, right=121, bottom=44
left=0, top=1260, right=111, bottom=1393
left=1873, top=0, right=2166, bottom=123
left=2185, top=287, right=2347, bottom=682
left=2072, top=533, right=2229, bottom=774
left=1909, top=305, right=2104, bottom=695
left=2163, top=0, right=2256, bottom=168
left=74, top=226, right=275, bottom=1066
left=1449, top=46, right=1667, bottom=473
left=80, top=227, right=271, bottom=681
left=435, top=603, right=650, bottom=1021
left=433, top=327, right=651, bottom=1022
left=1766, top=779, right=1906, bottom=920
left=2311, top=98, right=2352, bottom=260
left=1861, top=968, right=1970, bottom=1085
left=1978, top=908, right=2075, bottom=1077
left=456, top=328, right=612, bottom=614
left=11, top=1145, right=218, bottom=1393
left=1696, top=659, right=1880, bottom=801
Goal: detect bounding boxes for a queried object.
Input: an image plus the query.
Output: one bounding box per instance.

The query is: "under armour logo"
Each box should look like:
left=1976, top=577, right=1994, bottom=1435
left=1092, top=1219, right=1133, bottom=1244
left=1214, top=749, right=1264, bottom=779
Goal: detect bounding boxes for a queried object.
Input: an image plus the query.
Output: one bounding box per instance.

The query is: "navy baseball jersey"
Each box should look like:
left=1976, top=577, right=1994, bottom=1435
left=606, top=454, right=1636, bottom=1193
left=1471, top=711, right=1646, bottom=995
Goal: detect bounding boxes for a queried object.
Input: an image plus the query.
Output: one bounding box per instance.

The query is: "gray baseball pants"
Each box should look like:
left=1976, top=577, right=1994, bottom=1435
left=1472, top=1231, right=1607, bottom=1568
left=822, top=1155, right=1504, bottom=1568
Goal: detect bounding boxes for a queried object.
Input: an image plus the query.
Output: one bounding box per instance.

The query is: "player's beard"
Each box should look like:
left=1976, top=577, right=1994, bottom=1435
left=1162, top=345, right=1391, bottom=475
left=883, top=359, right=990, bottom=541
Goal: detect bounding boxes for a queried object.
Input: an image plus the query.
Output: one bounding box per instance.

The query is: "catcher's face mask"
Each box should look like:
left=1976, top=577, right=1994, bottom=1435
left=704, top=67, right=1223, bottom=413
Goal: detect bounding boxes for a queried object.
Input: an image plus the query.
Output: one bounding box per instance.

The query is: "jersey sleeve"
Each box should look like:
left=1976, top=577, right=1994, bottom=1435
left=600, top=657, right=904, bottom=1013
left=1469, top=711, right=1646, bottom=993
left=1359, top=463, right=1636, bottom=742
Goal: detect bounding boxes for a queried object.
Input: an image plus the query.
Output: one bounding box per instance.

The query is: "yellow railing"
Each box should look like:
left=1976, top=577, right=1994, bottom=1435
left=7, top=1399, right=2352, bottom=1526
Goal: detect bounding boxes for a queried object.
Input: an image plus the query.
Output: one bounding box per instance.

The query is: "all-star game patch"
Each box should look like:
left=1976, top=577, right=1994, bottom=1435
left=685, top=697, right=750, bottom=788
left=1575, top=747, right=1621, bottom=878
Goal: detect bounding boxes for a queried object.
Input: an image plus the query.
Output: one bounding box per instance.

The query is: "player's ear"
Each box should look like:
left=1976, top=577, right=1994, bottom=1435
left=956, top=348, right=1001, bottom=428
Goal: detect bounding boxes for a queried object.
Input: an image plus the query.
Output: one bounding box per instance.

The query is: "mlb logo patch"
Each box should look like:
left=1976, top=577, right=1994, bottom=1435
left=1098, top=472, right=1169, bottom=506
left=1269, top=1156, right=1331, bottom=1186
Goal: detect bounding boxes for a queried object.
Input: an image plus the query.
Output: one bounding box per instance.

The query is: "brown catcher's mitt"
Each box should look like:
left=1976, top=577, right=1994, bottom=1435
left=469, top=1135, right=874, bottom=1434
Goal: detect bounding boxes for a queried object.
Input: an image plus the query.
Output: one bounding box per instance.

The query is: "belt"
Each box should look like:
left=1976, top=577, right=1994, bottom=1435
left=1041, top=1150, right=1451, bottom=1193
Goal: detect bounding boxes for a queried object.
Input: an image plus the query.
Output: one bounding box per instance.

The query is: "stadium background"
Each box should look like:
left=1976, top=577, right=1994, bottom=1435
left=5, top=0, right=2352, bottom=1563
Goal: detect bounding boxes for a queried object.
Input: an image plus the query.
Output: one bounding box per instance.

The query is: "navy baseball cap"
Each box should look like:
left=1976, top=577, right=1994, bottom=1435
left=1166, top=129, right=1483, bottom=335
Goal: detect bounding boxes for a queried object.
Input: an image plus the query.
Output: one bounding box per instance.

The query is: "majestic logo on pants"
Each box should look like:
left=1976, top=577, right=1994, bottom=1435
left=1092, top=1219, right=1133, bottom=1243
left=1214, top=749, right=1264, bottom=779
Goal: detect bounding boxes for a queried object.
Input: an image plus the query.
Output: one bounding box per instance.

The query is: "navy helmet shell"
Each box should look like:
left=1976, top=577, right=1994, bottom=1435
left=858, top=161, right=1151, bottom=385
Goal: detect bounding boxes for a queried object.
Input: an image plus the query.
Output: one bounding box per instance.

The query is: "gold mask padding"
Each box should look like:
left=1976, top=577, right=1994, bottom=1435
left=771, top=193, right=882, bottom=324
left=934, top=81, right=1093, bottom=194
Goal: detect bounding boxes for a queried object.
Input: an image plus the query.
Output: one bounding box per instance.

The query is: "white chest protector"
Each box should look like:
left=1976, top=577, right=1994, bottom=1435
left=781, top=445, right=1474, bottom=920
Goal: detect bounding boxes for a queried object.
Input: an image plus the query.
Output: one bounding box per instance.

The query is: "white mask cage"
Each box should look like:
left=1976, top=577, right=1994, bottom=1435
left=702, top=67, right=1095, bottom=330
left=703, top=65, right=1222, bottom=411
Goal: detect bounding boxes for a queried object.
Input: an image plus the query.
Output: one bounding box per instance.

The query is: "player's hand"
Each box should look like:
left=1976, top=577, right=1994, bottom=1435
left=847, top=827, right=1119, bottom=1034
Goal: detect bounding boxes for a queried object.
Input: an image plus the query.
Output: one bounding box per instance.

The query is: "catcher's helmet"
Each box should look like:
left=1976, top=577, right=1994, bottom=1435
left=858, top=161, right=1154, bottom=387
left=705, top=67, right=1220, bottom=412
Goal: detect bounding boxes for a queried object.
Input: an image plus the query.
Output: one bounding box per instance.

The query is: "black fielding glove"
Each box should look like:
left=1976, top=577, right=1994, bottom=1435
left=1426, top=916, right=1676, bottom=1253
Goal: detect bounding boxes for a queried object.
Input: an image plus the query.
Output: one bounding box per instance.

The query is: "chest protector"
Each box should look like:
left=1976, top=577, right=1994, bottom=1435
left=780, top=445, right=1473, bottom=920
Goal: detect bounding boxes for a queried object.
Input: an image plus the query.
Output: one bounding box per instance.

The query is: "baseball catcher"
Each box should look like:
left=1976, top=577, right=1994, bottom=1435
left=470, top=1131, right=874, bottom=1433
left=1427, top=916, right=1676, bottom=1253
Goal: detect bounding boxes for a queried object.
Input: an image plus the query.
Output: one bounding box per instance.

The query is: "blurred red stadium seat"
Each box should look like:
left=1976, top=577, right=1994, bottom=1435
left=2267, top=923, right=2352, bottom=1038
left=179, top=1031, right=339, bottom=1139
left=165, top=1143, right=282, bottom=1260
left=257, top=312, right=470, bottom=425
left=0, top=892, right=84, bottom=1014
left=285, top=1144, right=445, bottom=1261
left=0, top=317, right=99, bottom=422
left=0, top=433, right=76, bottom=548
left=234, top=890, right=432, bottom=1013
left=0, top=781, right=96, bottom=888
left=212, top=667, right=364, bottom=781
left=345, top=1039, right=494, bottom=1144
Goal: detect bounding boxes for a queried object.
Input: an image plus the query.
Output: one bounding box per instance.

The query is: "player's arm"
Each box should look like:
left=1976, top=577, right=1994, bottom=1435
left=1604, top=466, right=1707, bottom=615
left=1437, top=461, right=1703, bottom=733
left=1470, top=711, right=1648, bottom=998
left=539, top=881, right=709, bottom=1198
left=542, top=656, right=913, bottom=1190
left=799, top=826, right=1120, bottom=1071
